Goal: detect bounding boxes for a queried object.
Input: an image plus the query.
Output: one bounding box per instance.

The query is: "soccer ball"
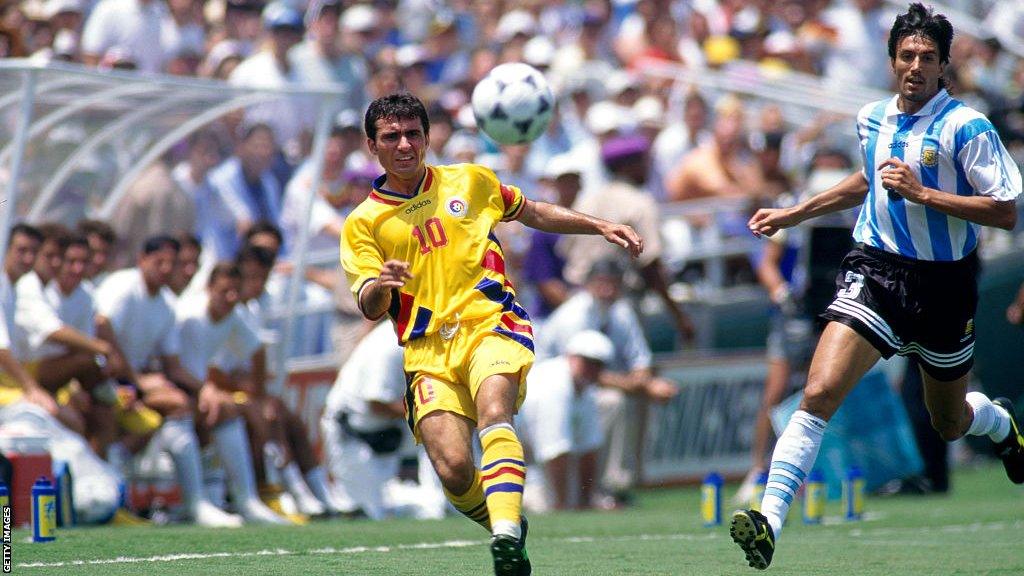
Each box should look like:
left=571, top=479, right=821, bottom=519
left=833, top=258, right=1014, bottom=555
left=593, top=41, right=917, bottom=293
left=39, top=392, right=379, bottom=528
left=471, top=62, right=554, bottom=145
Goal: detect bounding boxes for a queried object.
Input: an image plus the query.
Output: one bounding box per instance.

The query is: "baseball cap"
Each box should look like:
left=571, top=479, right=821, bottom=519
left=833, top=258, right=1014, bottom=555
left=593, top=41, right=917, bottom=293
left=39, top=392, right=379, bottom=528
left=262, top=1, right=304, bottom=31
left=341, top=4, right=378, bottom=33
left=523, top=36, right=555, bottom=69
left=600, top=134, right=650, bottom=164
left=585, top=100, right=633, bottom=136
left=495, top=10, right=536, bottom=42
left=565, top=330, right=614, bottom=364
left=543, top=153, right=583, bottom=180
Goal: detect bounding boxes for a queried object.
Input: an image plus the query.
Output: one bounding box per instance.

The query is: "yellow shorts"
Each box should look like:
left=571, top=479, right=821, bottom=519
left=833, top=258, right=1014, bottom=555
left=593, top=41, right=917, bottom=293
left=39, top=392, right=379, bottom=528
left=403, top=312, right=535, bottom=441
left=0, top=361, right=40, bottom=407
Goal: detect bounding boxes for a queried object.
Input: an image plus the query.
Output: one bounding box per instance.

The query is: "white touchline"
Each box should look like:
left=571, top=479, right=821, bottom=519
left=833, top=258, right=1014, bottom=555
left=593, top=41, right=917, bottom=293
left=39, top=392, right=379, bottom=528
left=15, top=533, right=716, bottom=569
left=18, top=519, right=1020, bottom=570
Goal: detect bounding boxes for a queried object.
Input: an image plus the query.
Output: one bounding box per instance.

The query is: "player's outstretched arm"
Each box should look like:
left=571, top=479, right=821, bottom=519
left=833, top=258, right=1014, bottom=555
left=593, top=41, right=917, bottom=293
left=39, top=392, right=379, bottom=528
left=748, top=170, right=868, bottom=237
left=359, top=260, right=413, bottom=320
left=517, top=199, right=644, bottom=258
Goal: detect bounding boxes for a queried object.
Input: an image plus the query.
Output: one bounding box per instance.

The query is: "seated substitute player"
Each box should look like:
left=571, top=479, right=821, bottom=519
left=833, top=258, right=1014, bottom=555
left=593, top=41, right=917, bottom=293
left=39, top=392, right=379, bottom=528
left=341, top=92, right=644, bottom=576
left=175, top=263, right=289, bottom=524
left=732, top=4, right=1024, bottom=570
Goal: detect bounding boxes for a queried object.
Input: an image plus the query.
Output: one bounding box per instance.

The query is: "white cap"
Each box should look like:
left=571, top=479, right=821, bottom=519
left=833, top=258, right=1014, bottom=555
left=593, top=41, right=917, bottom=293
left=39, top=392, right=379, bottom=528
left=395, top=44, right=427, bottom=68
left=543, top=153, right=583, bottom=179
left=523, top=36, right=555, bottom=68
left=45, top=0, right=84, bottom=17
left=585, top=100, right=634, bottom=136
left=565, top=330, right=614, bottom=364
left=606, top=71, right=640, bottom=97
left=633, top=96, right=665, bottom=129
left=495, top=10, right=537, bottom=42
left=341, top=4, right=378, bottom=32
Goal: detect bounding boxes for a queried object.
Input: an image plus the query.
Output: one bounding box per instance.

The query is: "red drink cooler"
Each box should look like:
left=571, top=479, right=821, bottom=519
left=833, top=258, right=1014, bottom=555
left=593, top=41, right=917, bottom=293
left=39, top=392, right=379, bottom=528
left=1, top=437, right=53, bottom=527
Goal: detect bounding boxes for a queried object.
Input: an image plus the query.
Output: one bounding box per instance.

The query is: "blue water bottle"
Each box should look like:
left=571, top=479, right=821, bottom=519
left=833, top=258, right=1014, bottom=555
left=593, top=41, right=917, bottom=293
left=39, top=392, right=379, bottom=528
left=749, top=471, right=768, bottom=512
left=700, top=472, right=723, bottom=527
left=803, top=469, right=825, bottom=524
left=842, top=466, right=865, bottom=521
left=53, top=461, right=75, bottom=527
left=31, top=477, right=56, bottom=542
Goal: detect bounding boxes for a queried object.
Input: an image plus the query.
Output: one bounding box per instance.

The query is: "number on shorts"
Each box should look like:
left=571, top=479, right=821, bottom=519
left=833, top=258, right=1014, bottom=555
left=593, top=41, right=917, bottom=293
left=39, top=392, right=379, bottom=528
left=837, top=271, right=865, bottom=299
left=417, top=379, right=436, bottom=405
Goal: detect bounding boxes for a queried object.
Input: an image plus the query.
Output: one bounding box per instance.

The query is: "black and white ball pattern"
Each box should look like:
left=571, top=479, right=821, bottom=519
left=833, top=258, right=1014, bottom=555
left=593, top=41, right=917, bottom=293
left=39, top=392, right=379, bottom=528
left=471, top=62, right=554, bottom=145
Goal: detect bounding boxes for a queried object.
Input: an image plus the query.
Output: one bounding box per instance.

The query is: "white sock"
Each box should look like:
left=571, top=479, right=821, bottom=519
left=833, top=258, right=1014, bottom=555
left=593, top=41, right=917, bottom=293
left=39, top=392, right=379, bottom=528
left=965, top=392, right=1012, bottom=442
left=283, top=462, right=324, bottom=515
left=760, top=410, right=827, bottom=539
left=492, top=519, right=521, bottom=540
left=212, top=417, right=261, bottom=505
left=305, top=466, right=342, bottom=513
left=155, top=416, right=206, bottom=511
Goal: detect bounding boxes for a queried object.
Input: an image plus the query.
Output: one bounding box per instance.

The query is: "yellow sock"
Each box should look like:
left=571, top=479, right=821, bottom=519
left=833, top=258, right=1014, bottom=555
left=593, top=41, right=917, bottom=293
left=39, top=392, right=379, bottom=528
left=479, top=423, right=525, bottom=535
left=444, top=471, right=490, bottom=531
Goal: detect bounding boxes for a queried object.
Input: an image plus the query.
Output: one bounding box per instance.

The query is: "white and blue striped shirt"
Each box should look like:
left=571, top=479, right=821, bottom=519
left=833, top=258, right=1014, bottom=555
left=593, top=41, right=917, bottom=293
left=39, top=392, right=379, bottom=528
left=853, top=89, right=1022, bottom=261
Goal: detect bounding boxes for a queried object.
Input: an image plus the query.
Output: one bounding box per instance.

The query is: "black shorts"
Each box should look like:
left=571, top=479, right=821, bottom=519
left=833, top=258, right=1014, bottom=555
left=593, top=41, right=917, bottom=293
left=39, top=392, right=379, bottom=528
left=819, top=245, right=979, bottom=381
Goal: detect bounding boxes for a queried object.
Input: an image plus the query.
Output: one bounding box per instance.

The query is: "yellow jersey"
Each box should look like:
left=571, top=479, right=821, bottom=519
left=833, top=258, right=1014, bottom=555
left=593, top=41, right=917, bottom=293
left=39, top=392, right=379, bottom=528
left=341, top=163, right=531, bottom=345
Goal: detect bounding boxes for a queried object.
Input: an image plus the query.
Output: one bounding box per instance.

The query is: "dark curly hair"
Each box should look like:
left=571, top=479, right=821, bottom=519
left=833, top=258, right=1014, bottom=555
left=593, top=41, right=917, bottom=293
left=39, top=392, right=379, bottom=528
left=363, top=92, right=430, bottom=141
left=887, top=3, right=954, bottom=65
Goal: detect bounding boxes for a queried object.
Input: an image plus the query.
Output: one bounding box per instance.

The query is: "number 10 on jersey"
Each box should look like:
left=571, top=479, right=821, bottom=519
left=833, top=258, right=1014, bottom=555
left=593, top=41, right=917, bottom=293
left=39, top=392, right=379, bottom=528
left=412, top=217, right=449, bottom=254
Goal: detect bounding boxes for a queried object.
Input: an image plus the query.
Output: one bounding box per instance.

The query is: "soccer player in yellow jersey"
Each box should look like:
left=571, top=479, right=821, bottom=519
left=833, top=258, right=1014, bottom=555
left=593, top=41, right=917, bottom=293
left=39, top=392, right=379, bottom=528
left=342, top=93, right=644, bottom=576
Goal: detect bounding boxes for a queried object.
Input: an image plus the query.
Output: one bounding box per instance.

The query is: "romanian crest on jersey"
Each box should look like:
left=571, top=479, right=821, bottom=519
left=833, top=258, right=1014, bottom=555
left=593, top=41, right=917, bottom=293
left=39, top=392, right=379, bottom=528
left=921, top=147, right=938, bottom=167
left=446, top=197, right=468, bottom=217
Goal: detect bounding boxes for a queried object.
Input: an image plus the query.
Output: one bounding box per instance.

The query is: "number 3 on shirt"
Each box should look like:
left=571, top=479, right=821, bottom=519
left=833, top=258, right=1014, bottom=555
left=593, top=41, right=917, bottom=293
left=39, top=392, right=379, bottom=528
left=411, top=217, right=449, bottom=254
left=837, top=271, right=865, bottom=299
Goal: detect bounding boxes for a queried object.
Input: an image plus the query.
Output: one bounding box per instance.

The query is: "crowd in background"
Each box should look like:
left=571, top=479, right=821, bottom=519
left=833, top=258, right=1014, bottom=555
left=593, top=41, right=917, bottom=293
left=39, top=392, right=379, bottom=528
left=2, top=0, right=1024, bottom=519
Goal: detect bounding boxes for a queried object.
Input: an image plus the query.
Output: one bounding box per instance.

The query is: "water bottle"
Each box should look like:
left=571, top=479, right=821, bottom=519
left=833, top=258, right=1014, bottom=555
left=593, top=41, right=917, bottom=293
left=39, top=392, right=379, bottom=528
left=842, top=466, right=865, bottom=521
left=749, top=471, right=768, bottom=512
left=54, top=461, right=75, bottom=527
left=700, top=472, right=723, bottom=527
left=803, top=469, right=825, bottom=524
left=31, top=477, right=56, bottom=542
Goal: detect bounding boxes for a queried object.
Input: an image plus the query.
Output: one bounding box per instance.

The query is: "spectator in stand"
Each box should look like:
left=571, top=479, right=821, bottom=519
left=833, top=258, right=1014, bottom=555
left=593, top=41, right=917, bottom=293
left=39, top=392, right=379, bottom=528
left=290, top=0, right=369, bottom=113
left=206, top=123, right=282, bottom=260
left=561, top=135, right=696, bottom=342
left=161, top=0, right=205, bottom=72
left=111, top=156, right=196, bottom=268
left=519, top=330, right=614, bottom=512
left=664, top=94, right=766, bottom=202
left=95, top=235, right=242, bottom=527
left=30, top=0, right=85, bottom=64
left=280, top=113, right=369, bottom=259
left=538, top=259, right=679, bottom=508
left=0, top=224, right=58, bottom=414
left=821, top=0, right=894, bottom=91
left=652, top=91, right=712, bottom=201
left=172, top=130, right=223, bottom=249
left=80, top=0, right=167, bottom=73
left=522, top=154, right=582, bottom=323
left=77, top=219, right=117, bottom=286
left=230, top=1, right=309, bottom=153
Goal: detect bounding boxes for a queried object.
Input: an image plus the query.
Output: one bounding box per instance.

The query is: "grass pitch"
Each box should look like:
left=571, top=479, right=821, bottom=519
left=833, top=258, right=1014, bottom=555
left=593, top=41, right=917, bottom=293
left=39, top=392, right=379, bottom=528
left=11, top=463, right=1023, bottom=575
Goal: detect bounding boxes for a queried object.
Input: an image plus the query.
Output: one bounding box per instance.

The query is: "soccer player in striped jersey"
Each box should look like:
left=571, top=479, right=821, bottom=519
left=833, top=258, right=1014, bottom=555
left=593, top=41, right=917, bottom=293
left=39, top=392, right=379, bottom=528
left=733, top=3, right=1024, bottom=570
left=341, top=93, right=643, bottom=576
